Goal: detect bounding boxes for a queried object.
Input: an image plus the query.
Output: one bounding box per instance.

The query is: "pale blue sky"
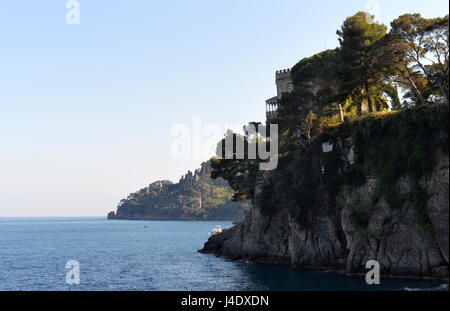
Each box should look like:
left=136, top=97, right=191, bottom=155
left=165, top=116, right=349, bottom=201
left=0, top=1, right=448, bottom=216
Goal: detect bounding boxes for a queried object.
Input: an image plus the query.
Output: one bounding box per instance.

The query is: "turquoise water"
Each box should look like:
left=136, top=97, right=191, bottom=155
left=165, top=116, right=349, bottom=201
left=0, top=217, right=443, bottom=291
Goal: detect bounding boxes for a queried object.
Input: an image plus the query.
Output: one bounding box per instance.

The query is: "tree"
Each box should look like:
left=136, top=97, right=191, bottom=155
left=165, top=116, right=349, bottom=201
left=425, top=16, right=449, bottom=103
left=112, top=162, right=246, bottom=220
left=387, top=14, right=449, bottom=105
left=291, top=48, right=346, bottom=122
left=337, top=12, right=387, bottom=115
left=211, top=126, right=263, bottom=202
left=376, top=14, right=449, bottom=107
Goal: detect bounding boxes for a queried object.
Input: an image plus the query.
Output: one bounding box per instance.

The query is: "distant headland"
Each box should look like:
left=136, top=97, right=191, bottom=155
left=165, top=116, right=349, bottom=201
left=107, top=161, right=248, bottom=221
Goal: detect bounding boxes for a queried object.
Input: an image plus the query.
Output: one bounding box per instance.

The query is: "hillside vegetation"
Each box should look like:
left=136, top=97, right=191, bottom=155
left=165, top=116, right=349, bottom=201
left=108, top=161, right=247, bottom=221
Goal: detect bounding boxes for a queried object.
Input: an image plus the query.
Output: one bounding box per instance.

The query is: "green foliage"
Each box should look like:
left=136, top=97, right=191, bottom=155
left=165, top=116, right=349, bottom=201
left=255, top=146, right=324, bottom=228
left=210, top=122, right=279, bottom=203
left=345, top=103, right=448, bottom=189
left=114, top=161, right=247, bottom=220
left=262, top=103, right=448, bottom=231
left=337, top=12, right=388, bottom=115
left=291, top=48, right=340, bottom=91
left=209, top=11, right=448, bottom=232
left=380, top=13, right=449, bottom=106
left=340, top=103, right=448, bottom=234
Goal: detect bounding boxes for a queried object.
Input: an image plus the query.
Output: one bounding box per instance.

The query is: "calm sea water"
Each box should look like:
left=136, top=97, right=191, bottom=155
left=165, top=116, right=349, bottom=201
left=0, top=217, right=443, bottom=291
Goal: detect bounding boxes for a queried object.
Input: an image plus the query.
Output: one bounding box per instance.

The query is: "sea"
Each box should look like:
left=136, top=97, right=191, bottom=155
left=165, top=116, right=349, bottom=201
left=0, top=217, right=445, bottom=291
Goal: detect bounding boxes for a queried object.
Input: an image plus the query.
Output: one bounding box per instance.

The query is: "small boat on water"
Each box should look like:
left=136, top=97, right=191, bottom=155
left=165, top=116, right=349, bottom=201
left=209, top=225, right=222, bottom=236
left=144, top=224, right=148, bottom=228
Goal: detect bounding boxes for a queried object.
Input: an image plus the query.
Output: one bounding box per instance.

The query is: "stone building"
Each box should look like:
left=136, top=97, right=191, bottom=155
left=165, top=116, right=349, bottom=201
left=266, top=69, right=293, bottom=121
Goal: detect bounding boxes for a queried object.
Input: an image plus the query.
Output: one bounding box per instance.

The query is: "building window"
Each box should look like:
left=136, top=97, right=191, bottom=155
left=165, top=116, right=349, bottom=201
left=288, top=82, right=293, bottom=89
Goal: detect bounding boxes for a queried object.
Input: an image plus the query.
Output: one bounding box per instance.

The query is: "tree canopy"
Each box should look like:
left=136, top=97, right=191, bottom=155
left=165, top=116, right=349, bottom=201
left=210, top=11, right=449, bottom=205
left=111, top=161, right=247, bottom=220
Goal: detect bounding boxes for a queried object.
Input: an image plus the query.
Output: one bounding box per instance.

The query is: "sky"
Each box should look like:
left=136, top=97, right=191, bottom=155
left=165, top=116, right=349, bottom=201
left=0, top=0, right=448, bottom=217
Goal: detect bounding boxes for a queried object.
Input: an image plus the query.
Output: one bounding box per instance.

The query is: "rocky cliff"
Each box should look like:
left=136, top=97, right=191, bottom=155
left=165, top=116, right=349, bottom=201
left=200, top=105, right=449, bottom=280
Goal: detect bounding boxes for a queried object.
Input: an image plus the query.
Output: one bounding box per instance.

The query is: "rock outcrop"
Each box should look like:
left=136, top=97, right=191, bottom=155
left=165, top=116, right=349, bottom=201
left=200, top=151, right=449, bottom=280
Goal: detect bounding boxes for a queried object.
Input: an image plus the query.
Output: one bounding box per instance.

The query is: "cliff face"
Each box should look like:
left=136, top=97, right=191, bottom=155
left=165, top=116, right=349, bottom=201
left=200, top=194, right=347, bottom=267
left=200, top=106, right=449, bottom=280
left=200, top=151, right=449, bottom=279
left=340, top=150, right=449, bottom=278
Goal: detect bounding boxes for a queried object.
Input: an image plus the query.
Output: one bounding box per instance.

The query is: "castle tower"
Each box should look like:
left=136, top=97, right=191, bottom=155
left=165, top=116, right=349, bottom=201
left=275, top=69, right=293, bottom=98
left=266, top=69, right=293, bottom=121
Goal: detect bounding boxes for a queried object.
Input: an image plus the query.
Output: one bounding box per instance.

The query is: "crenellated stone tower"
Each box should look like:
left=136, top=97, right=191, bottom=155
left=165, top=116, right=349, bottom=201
left=266, top=69, right=293, bottom=121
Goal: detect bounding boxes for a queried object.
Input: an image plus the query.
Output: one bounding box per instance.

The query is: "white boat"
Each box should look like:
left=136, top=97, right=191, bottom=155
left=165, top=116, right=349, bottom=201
left=209, top=225, right=222, bottom=236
